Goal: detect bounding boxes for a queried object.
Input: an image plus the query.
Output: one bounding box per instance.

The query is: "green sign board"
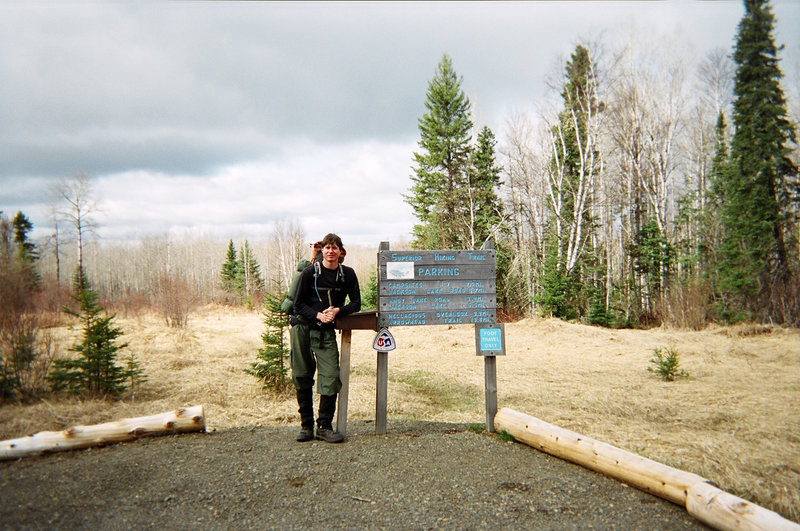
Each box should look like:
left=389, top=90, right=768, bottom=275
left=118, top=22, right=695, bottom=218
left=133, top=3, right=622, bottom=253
left=377, top=249, right=497, bottom=328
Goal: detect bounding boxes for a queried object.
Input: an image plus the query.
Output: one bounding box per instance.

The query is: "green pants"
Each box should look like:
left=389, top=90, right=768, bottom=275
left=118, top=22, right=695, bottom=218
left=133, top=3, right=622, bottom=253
left=290, top=322, right=341, bottom=396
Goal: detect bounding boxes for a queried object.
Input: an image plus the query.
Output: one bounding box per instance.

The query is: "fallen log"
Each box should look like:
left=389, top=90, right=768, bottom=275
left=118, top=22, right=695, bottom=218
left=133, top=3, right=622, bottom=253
left=686, top=481, right=799, bottom=531
left=494, top=408, right=799, bottom=531
left=0, top=405, right=206, bottom=461
left=494, top=407, right=705, bottom=505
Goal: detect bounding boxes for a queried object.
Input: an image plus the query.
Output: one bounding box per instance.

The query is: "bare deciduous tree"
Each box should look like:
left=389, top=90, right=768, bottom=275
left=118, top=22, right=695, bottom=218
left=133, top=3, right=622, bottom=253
left=55, top=173, right=98, bottom=284
left=271, top=219, right=305, bottom=292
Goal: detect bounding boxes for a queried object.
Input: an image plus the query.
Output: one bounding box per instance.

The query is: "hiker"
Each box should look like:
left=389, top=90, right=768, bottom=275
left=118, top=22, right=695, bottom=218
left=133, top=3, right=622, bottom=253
left=291, top=233, right=360, bottom=443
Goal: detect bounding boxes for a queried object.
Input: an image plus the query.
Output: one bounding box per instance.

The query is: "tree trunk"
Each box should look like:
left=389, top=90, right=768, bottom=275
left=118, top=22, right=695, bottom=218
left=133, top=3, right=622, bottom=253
left=0, top=405, right=205, bottom=461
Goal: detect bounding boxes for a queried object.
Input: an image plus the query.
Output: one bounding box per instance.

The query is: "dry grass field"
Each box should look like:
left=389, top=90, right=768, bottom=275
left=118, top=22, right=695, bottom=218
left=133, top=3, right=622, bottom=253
left=1, top=304, right=798, bottom=521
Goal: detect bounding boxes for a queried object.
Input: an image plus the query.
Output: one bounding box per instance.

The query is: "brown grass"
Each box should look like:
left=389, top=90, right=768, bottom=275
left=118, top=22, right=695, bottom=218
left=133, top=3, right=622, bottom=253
left=1, top=305, right=798, bottom=521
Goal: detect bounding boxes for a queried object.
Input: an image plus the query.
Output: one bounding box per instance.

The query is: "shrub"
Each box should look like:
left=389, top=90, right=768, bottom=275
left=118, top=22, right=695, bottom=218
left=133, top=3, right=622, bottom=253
left=647, top=346, right=688, bottom=381
left=154, top=273, right=196, bottom=329
left=0, top=313, right=58, bottom=402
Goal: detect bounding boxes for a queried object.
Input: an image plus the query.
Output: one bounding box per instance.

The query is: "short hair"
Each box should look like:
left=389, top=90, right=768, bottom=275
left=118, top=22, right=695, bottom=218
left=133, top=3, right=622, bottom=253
left=320, top=233, right=343, bottom=249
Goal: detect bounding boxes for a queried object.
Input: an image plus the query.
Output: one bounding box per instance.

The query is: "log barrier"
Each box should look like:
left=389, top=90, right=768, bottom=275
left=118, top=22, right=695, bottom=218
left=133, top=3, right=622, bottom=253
left=0, top=405, right=206, bottom=461
left=494, top=408, right=799, bottom=531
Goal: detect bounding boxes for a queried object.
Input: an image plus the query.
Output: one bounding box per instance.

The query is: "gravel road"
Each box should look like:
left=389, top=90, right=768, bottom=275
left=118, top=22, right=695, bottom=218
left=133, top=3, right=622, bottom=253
left=1, top=420, right=707, bottom=530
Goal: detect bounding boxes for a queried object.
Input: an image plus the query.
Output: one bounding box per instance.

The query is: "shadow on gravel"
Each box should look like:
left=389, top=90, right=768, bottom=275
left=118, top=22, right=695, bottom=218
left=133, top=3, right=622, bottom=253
left=1, top=420, right=707, bottom=530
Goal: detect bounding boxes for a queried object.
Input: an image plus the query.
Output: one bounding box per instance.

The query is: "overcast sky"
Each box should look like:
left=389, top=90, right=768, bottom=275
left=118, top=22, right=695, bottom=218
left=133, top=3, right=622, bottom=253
left=1, top=1, right=798, bottom=248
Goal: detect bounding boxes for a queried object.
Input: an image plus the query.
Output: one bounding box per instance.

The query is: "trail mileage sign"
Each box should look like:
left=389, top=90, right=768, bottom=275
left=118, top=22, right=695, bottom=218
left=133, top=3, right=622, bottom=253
left=377, top=249, right=497, bottom=328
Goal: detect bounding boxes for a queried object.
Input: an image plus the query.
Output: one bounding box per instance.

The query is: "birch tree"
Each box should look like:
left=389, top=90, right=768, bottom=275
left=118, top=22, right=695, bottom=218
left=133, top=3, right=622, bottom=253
left=56, top=173, right=97, bottom=290
left=537, top=44, right=604, bottom=318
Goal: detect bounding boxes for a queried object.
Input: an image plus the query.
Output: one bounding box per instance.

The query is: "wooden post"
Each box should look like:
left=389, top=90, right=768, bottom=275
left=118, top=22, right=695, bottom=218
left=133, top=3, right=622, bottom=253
left=484, top=355, right=497, bottom=432
left=336, top=329, right=352, bottom=436
left=0, top=405, right=206, bottom=461
left=481, top=239, right=498, bottom=433
left=375, top=240, right=390, bottom=435
left=376, top=350, right=388, bottom=434
left=334, top=310, right=378, bottom=437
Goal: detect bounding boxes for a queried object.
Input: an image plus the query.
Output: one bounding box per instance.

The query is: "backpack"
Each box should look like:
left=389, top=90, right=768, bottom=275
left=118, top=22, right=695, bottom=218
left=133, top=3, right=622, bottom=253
left=280, top=258, right=312, bottom=314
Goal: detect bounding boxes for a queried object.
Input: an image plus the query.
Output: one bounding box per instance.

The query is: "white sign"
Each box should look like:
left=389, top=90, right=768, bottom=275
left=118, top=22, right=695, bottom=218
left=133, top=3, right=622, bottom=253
left=372, top=328, right=397, bottom=351
left=386, top=262, right=415, bottom=280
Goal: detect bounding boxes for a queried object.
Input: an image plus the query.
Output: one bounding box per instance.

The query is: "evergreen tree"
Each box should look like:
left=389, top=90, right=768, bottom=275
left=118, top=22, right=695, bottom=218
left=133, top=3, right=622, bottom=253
left=407, top=54, right=474, bottom=249
left=630, top=221, right=675, bottom=308
left=699, top=111, right=732, bottom=296
left=462, top=126, right=505, bottom=248
left=362, top=270, right=378, bottom=310
left=239, top=240, right=264, bottom=307
left=721, top=0, right=799, bottom=322
left=11, top=211, right=40, bottom=290
left=48, top=285, right=134, bottom=396
left=220, top=239, right=241, bottom=294
left=245, top=290, right=290, bottom=392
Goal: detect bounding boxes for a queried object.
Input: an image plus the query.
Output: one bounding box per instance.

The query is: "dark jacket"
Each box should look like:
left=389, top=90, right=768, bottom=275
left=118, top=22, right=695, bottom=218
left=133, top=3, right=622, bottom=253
left=293, top=262, right=360, bottom=328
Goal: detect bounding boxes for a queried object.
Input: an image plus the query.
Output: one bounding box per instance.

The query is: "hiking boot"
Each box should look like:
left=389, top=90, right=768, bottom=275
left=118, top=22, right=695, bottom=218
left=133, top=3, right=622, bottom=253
left=295, top=388, right=315, bottom=442
left=296, top=427, right=314, bottom=442
left=315, top=427, right=344, bottom=443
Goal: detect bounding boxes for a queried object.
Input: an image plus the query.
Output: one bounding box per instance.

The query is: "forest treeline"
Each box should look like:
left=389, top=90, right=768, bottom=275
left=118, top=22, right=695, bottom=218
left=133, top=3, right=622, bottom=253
left=407, top=0, right=799, bottom=327
left=2, top=0, right=799, bottom=332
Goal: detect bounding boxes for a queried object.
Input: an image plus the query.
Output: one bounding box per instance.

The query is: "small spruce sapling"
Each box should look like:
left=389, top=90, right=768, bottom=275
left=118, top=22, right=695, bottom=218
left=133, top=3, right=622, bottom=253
left=48, top=285, right=137, bottom=396
left=647, top=346, right=688, bottom=381
left=245, top=289, right=290, bottom=392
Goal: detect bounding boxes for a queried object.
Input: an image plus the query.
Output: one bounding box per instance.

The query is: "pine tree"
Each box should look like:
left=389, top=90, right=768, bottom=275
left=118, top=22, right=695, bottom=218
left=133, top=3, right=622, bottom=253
left=407, top=54, right=474, bottom=249
left=463, top=126, right=504, bottom=248
left=245, top=290, right=290, bottom=392
left=362, top=270, right=378, bottom=310
left=239, top=240, right=264, bottom=307
left=699, top=111, right=732, bottom=296
left=220, top=239, right=241, bottom=294
left=721, top=0, right=799, bottom=322
left=11, top=211, right=40, bottom=291
left=48, top=286, right=133, bottom=396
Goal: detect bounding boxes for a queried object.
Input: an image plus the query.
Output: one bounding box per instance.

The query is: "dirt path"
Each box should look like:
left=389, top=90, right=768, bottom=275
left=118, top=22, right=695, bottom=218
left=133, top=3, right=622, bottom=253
left=1, top=420, right=706, bottom=530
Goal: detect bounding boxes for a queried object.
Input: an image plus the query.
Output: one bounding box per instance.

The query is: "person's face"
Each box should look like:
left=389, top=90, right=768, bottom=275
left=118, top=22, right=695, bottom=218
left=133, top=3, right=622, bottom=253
left=322, top=243, right=341, bottom=263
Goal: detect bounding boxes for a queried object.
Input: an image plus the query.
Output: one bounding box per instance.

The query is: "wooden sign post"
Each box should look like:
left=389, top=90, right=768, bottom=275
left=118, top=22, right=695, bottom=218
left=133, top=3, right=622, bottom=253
left=334, top=310, right=378, bottom=436
left=475, top=322, right=505, bottom=432
left=376, top=240, right=500, bottom=433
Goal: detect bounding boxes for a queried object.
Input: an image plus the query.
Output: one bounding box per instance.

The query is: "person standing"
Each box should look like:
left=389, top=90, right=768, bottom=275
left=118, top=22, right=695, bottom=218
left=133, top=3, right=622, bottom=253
left=291, top=233, right=360, bottom=443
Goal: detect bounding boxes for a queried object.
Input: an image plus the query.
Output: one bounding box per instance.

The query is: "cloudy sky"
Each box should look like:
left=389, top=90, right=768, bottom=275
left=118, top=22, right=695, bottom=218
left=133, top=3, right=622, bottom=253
left=1, top=1, right=798, bottom=248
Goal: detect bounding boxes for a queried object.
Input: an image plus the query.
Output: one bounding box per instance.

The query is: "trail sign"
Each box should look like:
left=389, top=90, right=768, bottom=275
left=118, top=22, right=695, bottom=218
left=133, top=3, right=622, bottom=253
left=378, top=248, right=497, bottom=328
left=372, top=328, right=396, bottom=351
left=475, top=323, right=505, bottom=356
left=372, top=240, right=502, bottom=434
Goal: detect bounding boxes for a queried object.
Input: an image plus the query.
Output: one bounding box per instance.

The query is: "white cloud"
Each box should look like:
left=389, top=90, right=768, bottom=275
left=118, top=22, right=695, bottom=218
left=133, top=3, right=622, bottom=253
left=91, top=139, right=417, bottom=247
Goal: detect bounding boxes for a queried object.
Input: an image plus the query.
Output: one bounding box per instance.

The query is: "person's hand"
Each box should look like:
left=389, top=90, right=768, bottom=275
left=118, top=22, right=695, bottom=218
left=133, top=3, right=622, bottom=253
left=317, top=306, right=339, bottom=324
